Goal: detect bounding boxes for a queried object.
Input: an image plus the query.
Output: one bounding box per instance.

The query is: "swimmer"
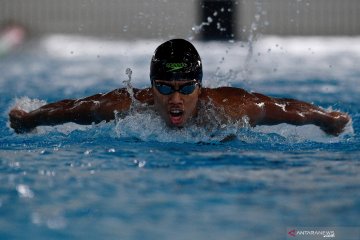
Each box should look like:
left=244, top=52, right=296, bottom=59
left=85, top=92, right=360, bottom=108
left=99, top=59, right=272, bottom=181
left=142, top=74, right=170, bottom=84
left=9, top=39, right=350, bottom=136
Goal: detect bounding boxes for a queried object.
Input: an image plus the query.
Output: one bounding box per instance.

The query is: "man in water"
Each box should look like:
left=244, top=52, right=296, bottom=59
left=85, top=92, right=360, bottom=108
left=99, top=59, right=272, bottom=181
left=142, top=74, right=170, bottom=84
left=9, top=39, right=350, bottom=135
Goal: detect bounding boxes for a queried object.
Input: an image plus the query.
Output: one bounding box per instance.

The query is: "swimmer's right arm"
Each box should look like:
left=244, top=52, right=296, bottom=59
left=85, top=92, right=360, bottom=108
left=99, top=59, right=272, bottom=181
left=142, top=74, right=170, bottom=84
left=9, top=88, right=153, bottom=134
left=250, top=93, right=351, bottom=136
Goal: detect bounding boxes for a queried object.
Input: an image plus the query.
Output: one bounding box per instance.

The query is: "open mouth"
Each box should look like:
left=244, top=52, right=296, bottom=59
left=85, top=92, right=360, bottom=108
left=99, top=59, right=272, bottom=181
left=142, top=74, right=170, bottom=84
left=169, top=109, right=184, bottom=125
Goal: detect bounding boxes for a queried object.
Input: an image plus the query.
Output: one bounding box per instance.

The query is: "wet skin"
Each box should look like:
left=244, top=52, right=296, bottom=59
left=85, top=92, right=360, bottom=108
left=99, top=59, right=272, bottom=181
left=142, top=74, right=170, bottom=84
left=9, top=83, right=351, bottom=136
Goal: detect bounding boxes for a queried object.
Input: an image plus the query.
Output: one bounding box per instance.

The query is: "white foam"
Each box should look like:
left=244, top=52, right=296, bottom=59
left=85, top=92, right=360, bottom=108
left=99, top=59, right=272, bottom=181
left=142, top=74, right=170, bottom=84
left=16, top=184, right=34, bottom=198
left=10, top=96, right=47, bottom=112
left=113, top=104, right=354, bottom=143
left=114, top=106, right=244, bottom=143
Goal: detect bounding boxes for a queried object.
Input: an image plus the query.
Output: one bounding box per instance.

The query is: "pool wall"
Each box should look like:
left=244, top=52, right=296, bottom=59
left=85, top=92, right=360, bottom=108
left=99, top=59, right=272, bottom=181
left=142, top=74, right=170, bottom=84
left=1, top=0, right=360, bottom=40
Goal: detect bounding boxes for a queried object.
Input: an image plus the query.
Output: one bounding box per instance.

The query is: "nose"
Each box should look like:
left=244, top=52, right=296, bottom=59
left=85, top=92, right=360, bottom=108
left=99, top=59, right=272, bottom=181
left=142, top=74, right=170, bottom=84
left=168, top=91, right=183, bottom=105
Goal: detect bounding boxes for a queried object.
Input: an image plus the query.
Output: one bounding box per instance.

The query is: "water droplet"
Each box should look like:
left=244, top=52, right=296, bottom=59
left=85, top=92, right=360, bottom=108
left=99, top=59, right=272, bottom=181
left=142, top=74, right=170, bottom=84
left=123, top=68, right=133, bottom=90
left=16, top=184, right=34, bottom=198
left=138, top=161, right=146, bottom=168
left=46, top=170, right=55, bottom=176
left=133, top=159, right=146, bottom=168
left=126, top=68, right=132, bottom=76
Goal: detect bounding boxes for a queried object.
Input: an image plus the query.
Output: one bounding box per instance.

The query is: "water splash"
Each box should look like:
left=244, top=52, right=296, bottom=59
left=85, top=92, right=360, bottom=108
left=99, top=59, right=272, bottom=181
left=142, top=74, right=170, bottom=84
left=242, top=0, right=264, bottom=82
left=191, top=17, right=213, bottom=34
left=113, top=93, right=354, bottom=144
left=113, top=107, right=352, bottom=144
left=10, top=97, right=47, bottom=112
left=188, top=17, right=214, bottom=40
left=114, top=101, right=251, bottom=143
left=16, top=184, right=34, bottom=198
left=123, top=67, right=134, bottom=97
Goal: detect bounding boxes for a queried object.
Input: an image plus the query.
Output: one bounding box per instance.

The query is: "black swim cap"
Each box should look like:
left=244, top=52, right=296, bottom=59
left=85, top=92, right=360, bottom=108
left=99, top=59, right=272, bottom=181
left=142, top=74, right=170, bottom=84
left=150, top=39, right=202, bottom=84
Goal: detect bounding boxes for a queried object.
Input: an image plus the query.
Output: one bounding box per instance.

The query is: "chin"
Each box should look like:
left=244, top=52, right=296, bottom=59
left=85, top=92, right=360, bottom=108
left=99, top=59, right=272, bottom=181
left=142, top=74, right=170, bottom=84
left=168, top=121, right=184, bottom=128
left=167, top=117, right=186, bottom=128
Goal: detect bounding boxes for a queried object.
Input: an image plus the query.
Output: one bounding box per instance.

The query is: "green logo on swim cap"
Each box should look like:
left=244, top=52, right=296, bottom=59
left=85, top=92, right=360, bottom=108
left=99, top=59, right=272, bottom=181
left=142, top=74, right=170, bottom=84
left=165, top=63, right=188, bottom=72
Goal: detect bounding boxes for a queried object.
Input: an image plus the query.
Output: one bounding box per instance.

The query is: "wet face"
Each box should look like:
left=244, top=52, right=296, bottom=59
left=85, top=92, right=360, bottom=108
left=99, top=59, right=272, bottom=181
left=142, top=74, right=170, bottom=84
left=152, top=80, right=201, bottom=127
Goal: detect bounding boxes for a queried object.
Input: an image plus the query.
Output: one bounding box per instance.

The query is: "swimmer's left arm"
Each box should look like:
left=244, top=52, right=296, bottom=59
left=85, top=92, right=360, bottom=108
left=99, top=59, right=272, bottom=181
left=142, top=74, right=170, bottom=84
left=9, top=89, right=133, bottom=133
left=9, top=88, right=153, bottom=134
left=250, top=93, right=350, bottom=136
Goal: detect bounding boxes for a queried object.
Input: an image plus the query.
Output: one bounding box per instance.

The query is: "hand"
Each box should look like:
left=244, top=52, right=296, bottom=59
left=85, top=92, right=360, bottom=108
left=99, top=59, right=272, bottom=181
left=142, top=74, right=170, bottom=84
left=320, top=111, right=351, bottom=136
left=9, top=109, right=34, bottom=134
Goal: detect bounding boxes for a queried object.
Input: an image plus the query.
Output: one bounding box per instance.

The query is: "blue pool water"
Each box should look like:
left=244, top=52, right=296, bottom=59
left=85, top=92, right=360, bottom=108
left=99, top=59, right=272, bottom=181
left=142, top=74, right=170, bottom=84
left=0, top=36, right=359, bottom=239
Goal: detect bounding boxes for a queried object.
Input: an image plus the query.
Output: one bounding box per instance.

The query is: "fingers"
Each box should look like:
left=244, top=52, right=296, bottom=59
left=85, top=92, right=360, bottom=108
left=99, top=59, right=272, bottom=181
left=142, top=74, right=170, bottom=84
left=321, top=111, right=351, bottom=136
left=9, top=109, right=27, bottom=119
left=8, top=109, right=33, bottom=134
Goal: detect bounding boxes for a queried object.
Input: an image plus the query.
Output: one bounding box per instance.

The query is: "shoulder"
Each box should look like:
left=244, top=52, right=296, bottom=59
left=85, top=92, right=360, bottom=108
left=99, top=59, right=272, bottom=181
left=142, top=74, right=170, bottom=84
left=110, top=88, right=154, bottom=104
left=198, top=86, right=264, bottom=124
left=134, top=88, right=154, bottom=104
left=199, top=86, right=252, bottom=102
left=104, top=88, right=152, bottom=99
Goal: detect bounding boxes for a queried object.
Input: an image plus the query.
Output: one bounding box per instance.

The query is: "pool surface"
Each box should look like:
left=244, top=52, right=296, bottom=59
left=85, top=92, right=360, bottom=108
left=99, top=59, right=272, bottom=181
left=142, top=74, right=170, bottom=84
left=0, top=36, right=359, bottom=239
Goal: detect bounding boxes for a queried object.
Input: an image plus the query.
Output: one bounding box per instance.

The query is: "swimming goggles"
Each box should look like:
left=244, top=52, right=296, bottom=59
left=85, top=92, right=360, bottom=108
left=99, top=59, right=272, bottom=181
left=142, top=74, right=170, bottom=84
left=153, top=81, right=200, bottom=95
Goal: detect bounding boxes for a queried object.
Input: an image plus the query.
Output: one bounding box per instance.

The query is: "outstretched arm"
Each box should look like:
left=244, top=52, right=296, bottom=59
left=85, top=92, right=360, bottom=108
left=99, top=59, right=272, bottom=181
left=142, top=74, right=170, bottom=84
left=250, top=92, right=350, bottom=136
left=203, top=87, right=350, bottom=136
left=9, top=88, right=153, bottom=134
